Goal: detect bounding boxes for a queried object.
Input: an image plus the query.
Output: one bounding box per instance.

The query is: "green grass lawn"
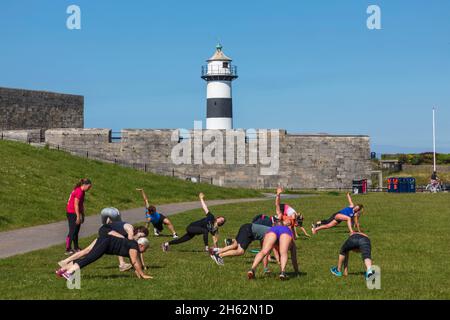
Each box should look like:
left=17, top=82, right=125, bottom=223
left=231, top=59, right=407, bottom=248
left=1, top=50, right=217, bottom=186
left=0, top=140, right=261, bottom=231
left=1, top=192, right=449, bottom=299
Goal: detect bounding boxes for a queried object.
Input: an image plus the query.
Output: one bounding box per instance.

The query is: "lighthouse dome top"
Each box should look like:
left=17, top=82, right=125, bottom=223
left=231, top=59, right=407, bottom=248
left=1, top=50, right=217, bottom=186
left=207, top=43, right=232, bottom=62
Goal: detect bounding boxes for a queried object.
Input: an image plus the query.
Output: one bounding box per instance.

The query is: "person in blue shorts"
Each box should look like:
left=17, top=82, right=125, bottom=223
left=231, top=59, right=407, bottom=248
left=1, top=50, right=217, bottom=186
left=247, top=222, right=299, bottom=281
left=312, top=193, right=364, bottom=235
left=136, top=188, right=178, bottom=239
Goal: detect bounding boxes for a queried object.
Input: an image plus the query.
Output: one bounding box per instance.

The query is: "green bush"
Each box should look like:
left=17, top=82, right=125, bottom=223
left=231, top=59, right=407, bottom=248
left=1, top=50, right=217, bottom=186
left=383, top=153, right=450, bottom=165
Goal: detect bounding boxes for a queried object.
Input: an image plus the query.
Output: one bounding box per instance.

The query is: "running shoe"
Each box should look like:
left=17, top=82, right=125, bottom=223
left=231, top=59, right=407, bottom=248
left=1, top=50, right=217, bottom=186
left=263, top=268, right=271, bottom=275
left=365, top=268, right=376, bottom=281
left=119, top=263, right=133, bottom=272
left=247, top=269, right=255, bottom=280
left=154, top=228, right=160, bottom=236
left=279, top=272, right=288, bottom=280
left=215, top=254, right=224, bottom=266
left=210, top=253, right=218, bottom=263
left=62, top=271, right=74, bottom=281
left=330, top=266, right=343, bottom=277
left=173, top=233, right=179, bottom=239
left=64, top=249, right=75, bottom=256
left=161, top=242, right=169, bottom=252
left=210, top=253, right=222, bottom=265
left=55, top=268, right=65, bottom=278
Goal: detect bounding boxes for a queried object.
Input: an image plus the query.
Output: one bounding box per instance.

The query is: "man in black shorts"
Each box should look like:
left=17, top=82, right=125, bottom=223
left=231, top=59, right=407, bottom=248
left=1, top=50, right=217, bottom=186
left=209, top=223, right=271, bottom=266
left=330, top=232, right=375, bottom=280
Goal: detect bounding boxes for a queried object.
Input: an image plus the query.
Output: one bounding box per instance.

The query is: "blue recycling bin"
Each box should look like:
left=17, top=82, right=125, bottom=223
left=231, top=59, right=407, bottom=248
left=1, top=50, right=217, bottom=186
left=387, top=177, right=416, bottom=193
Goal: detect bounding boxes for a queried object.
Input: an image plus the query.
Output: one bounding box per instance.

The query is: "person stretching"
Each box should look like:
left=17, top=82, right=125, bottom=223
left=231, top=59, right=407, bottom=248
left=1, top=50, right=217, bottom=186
left=247, top=222, right=299, bottom=280
left=275, top=187, right=302, bottom=238
left=56, top=236, right=152, bottom=281
left=101, top=221, right=149, bottom=271
left=100, top=207, right=122, bottom=225
left=210, top=223, right=271, bottom=268
left=65, top=178, right=92, bottom=255
left=161, top=193, right=226, bottom=252
left=252, top=214, right=278, bottom=227
left=330, top=232, right=375, bottom=281
left=293, top=214, right=311, bottom=238
left=312, top=193, right=364, bottom=235
left=136, top=188, right=178, bottom=239
left=99, top=207, right=129, bottom=271
left=58, top=222, right=149, bottom=272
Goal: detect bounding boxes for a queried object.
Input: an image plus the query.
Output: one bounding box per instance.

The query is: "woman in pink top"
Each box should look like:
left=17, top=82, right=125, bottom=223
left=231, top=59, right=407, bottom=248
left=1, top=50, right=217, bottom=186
left=65, top=178, right=92, bottom=255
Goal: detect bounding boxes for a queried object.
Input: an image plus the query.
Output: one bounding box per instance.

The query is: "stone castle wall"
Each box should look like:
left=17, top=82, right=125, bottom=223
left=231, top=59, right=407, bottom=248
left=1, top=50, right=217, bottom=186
left=44, top=128, right=372, bottom=189
left=0, top=87, right=84, bottom=131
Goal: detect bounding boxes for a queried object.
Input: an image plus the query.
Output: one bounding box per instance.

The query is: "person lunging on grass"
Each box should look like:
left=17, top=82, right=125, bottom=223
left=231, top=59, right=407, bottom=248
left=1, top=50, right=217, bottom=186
left=312, top=192, right=364, bottom=235
left=65, top=178, right=92, bottom=255
left=136, top=188, right=178, bottom=239
left=330, top=232, right=375, bottom=281
left=161, top=193, right=226, bottom=252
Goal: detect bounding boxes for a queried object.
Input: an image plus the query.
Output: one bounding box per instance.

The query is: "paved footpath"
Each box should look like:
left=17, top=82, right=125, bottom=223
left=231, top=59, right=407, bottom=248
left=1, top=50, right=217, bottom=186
left=0, top=196, right=294, bottom=259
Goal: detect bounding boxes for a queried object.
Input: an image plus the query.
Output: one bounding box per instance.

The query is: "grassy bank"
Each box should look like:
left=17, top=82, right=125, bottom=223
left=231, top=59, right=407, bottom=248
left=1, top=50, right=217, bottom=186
left=0, top=140, right=261, bottom=232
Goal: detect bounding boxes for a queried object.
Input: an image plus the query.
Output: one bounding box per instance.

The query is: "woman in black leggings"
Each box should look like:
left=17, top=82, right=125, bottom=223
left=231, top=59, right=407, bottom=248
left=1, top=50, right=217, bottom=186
left=58, top=222, right=149, bottom=271
left=161, top=193, right=226, bottom=252
left=65, top=179, right=92, bottom=255
left=56, top=236, right=152, bottom=280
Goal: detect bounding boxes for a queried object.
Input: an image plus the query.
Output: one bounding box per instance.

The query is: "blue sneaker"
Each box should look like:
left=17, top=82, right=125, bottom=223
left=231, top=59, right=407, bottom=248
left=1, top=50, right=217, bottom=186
left=365, top=268, right=376, bottom=281
left=330, top=266, right=343, bottom=277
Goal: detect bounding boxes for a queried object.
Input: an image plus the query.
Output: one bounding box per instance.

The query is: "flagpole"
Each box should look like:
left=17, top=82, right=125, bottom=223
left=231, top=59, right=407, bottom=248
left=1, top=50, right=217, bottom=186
left=433, top=107, right=436, bottom=172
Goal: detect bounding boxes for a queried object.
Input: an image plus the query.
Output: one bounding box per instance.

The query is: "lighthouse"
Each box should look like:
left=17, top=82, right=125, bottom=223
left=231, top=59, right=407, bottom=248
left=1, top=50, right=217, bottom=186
left=201, top=44, right=238, bottom=130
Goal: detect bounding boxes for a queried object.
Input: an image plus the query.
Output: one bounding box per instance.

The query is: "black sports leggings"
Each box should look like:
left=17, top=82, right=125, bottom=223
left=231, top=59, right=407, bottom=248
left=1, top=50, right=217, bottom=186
left=319, top=213, right=340, bottom=225
left=169, top=225, right=209, bottom=246
left=74, top=237, right=110, bottom=269
left=66, top=213, right=81, bottom=250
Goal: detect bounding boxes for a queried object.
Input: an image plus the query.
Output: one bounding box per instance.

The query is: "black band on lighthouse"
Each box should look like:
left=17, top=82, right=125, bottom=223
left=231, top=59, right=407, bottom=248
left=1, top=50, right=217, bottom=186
left=207, top=98, right=232, bottom=118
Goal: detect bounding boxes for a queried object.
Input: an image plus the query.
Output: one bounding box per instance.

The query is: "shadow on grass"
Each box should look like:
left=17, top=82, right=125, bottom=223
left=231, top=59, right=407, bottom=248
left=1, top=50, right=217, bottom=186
left=84, top=274, right=131, bottom=280
left=177, top=249, right=207, bottom=253
left=102, top=265, right=165, bottom=270
left=260, top=271, right=307, bottom=279
left=150, top=234, right=173, bottom=238
left=0, top=216, right=11, bottom=224
left=348, top=271, right=365, bottom=276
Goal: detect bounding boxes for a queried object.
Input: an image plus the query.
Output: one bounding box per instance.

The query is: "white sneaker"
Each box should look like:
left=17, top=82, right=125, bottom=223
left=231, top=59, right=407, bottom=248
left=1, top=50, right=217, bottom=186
left=173, top=233, right=179, bottom=239
left=119, top=263, right=133, bottom=272
left=154, top=228, right=160, bottom=236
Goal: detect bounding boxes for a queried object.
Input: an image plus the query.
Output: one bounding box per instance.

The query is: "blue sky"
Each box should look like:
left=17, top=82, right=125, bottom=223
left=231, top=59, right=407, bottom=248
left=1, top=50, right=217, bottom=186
left=1, top=0, right=449, bottom=154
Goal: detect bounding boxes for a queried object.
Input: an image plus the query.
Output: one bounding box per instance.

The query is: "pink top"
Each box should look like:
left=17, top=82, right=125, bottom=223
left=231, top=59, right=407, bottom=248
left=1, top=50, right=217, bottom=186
left=66, top=187, right=85, bottom=214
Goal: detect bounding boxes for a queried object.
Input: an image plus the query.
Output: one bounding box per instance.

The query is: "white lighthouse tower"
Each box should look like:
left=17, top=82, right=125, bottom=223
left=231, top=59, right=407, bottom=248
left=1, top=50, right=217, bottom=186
left=201, top=44, right=238, bottom=130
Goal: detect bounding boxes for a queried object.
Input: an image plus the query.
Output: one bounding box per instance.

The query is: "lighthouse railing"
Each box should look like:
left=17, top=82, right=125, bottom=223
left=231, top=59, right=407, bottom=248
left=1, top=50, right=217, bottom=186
left=201, top=65, right=237, bottom=77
